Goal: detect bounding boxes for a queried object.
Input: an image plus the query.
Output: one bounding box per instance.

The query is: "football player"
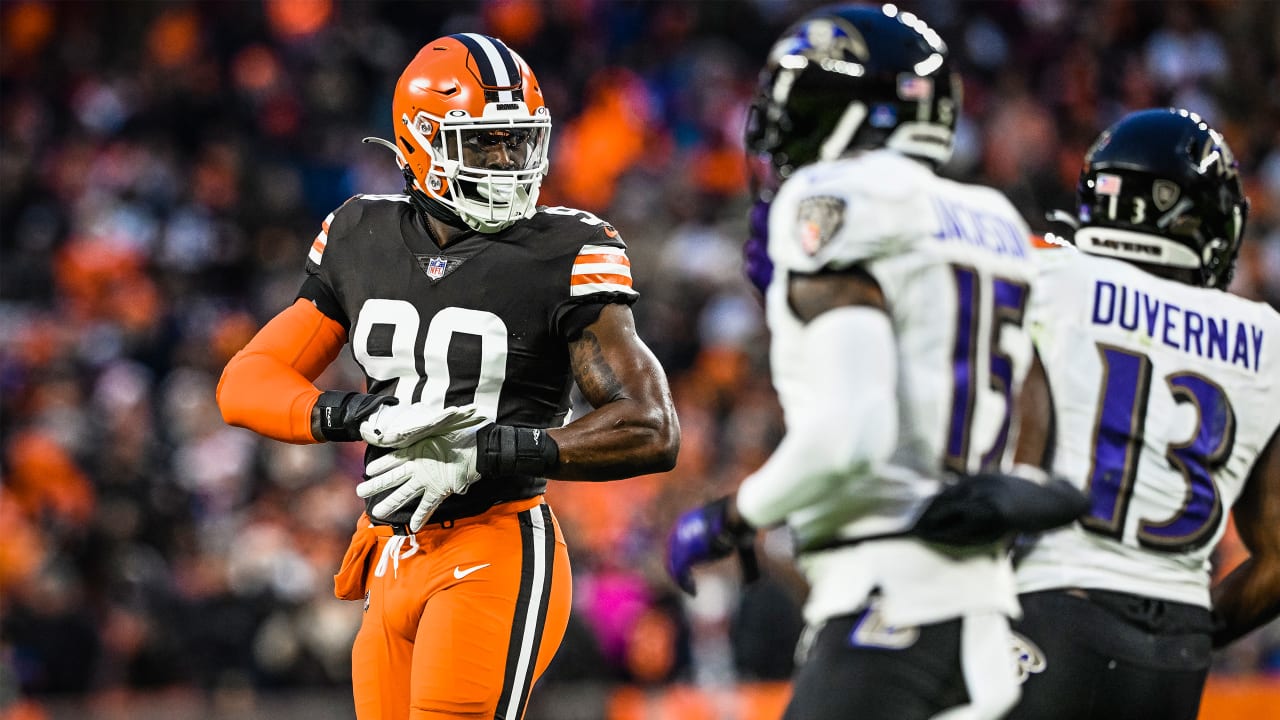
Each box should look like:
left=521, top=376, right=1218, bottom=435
left=1008, top=108, right=1280, bottom=720
left=216, top=33, right=679, bottom=720
left=664, top=5, right=1084, bottom=719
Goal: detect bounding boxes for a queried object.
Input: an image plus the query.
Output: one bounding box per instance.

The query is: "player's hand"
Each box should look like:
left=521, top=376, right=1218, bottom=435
left=359, top=402, right=484, bottom=448
left=357, top=429, right=482, bottom=532
left=666, top=496, right=756, bottom=595
left=743, top=198, right=773, bottom=295
left=912, top=469, right=1089, bottom=546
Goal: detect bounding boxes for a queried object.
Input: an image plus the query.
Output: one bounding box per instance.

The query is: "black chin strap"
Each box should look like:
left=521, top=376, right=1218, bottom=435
left=402, top=170, right=470, bottom=230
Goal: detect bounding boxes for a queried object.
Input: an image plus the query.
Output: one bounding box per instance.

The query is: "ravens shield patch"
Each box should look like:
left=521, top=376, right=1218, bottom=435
left=797, top=195, right=846, bottom=256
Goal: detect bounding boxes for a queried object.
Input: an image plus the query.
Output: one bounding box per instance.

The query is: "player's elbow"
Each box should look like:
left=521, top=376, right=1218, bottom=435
left=641, top=405, right=681, bottom=472
left=620, top=400, right=679, bottom=473
left=215, top=356, right=247, bottom=428
left=652, top=423, right=680, bottom=472
left=215, top=350, right=272, bottom=431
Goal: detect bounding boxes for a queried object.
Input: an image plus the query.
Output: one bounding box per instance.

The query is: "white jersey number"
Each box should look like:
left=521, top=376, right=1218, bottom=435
left=352, top=299, right=507, bottom=419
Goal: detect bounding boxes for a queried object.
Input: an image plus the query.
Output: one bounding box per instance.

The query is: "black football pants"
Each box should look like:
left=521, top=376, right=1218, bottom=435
left=783, top=607, right=1015, bottom=720
left=1008, top=589, right=1213, bottom=720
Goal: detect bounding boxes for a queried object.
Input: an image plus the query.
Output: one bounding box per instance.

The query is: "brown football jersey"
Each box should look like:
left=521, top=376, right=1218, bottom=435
left=299, top=194, right=638, bottom=524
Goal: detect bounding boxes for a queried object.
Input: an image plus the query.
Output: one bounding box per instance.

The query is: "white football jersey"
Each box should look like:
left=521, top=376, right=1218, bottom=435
left=1008, top=248, right=1280, bottom=604
left=1016, top=249, right=1280, bottom=608
left=765, top=150, right=1038, bottom=626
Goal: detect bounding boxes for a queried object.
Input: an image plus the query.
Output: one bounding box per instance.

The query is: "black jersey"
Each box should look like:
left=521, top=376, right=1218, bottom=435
left=299, top=193, right=638, bottom=524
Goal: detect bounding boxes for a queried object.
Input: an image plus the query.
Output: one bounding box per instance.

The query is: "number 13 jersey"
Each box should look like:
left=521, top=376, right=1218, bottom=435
left=1015, top=248, right=1280, bottom=607
left=300, top=193, right=638, bottom=525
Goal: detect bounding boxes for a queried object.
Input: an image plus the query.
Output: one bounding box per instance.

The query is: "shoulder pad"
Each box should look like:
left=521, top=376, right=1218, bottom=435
left=307, top=195, right=411, bottom=270
left=770, top=153, right=933, bottom=272
left=535, top=205, right=624, bottom=241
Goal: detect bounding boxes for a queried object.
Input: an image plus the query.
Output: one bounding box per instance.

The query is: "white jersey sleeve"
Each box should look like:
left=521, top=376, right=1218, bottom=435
left=1016, top=251, right=1280, bottom=608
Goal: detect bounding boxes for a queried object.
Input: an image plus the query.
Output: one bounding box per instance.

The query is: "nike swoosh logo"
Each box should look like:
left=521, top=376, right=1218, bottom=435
left=453, top=563, right=491, bottom=579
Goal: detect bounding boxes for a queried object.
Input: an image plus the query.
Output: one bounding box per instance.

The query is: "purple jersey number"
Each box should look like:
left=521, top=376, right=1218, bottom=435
left=944, top=265, right=1030, bottom=474
left=1082, top=345, right=1232, bottom=552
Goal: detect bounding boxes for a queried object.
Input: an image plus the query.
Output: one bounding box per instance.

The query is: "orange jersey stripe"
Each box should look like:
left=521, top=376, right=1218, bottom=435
left=574, top=253, right=630, bottom=267
left=570, top=272, right=632, bottom=287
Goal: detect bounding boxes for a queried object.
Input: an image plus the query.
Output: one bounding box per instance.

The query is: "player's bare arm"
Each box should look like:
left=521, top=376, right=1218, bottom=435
left=1012, top=351, right=1054, bottom=473
left=551, top=302, right=680, bottom=480
left=1210, top=426, right=1280, bottom=648
left=787, top=267, right=886, bottom=321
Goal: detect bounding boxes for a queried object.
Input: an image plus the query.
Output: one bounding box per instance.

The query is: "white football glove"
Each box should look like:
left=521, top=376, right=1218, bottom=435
left=357, top=429, right=482, bottom=531
left=359, top=402, right=484, bottom=448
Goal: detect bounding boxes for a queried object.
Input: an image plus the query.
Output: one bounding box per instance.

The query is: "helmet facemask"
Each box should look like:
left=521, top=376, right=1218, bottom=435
left=404, top=105, right=551, bottom=234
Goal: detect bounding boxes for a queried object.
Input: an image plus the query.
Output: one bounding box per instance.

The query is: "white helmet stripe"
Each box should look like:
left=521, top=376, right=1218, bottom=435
left=460, top=33, right=518, bottom=103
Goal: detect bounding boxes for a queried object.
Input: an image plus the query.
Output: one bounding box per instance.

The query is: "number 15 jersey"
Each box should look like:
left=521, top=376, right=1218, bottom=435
left=764, top=150, right=1038, bottom=627
left=300, top=194, right=638, bottom=526
left=1015, top=248, right=1280, bottom=608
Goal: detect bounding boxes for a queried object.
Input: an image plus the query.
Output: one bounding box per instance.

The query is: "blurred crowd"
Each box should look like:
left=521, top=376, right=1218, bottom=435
left=2, top=0, right=1278, bottom=714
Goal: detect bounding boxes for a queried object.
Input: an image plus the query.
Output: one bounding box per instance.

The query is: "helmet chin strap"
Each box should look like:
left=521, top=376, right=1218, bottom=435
left=362, top=133, right=536, bottom=234
left=411, top=187, right=472, bottom=230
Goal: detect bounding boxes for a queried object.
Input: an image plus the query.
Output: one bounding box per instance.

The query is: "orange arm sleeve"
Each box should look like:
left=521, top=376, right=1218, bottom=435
left=216, top=298, right=348, bottom=444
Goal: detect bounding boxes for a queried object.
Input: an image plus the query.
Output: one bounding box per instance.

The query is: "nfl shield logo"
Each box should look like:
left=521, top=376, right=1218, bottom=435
left=426, top=256, right=448, bottom=280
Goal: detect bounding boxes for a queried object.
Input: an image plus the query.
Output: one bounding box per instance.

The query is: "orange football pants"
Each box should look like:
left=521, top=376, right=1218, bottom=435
left=343, top=497, right=572, bottom=720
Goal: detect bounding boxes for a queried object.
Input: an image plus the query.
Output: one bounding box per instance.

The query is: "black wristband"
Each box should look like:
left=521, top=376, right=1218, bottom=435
left=707, top=496, right=755, bottom=551
left=313, top=391, right=395, bottom=442
left=475, top=424, right=560, bottom=478
left=703, top=496, right=760, bottom=584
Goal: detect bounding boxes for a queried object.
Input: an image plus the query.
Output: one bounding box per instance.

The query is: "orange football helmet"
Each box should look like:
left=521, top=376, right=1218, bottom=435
left=373, top=33, right=551, bottom=233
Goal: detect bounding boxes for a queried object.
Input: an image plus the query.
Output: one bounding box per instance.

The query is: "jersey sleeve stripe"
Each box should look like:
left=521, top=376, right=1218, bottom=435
left=569, top=280, right=638, bottom=297
left=308, top=234, right=327, bottom=265
left=571, top=271, right=633, bottom=286
left=308, top=211, right=336, bottom=265
left=572, top=262, right=632, bottom=278
left=575, top=253, right=631, bottom=267
left=571, top=245, right=634, bottom=295
left=577, top=244, right=629, bottom=258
